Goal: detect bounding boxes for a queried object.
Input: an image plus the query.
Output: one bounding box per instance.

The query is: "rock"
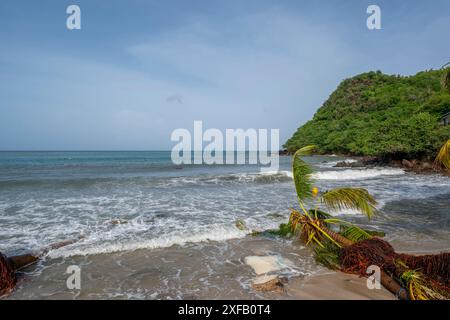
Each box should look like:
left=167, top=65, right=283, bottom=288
left=250, top=230, right=262, bottom=236
left=266, top=212, right=284, bottom=219
left=334, top=161, right=351, bottom=167
left=235, top=219, right=246, bottom=230
left=252, top=275, right=285, bottom=293
left=110, top=219, right=127, bottom=225
left=401, top=159, right=414, bottom=168
left=244, top=255, right=294, bottom=275
left=334, top=160, right=364, bottom=168
left=361, top=156, right=380, bottom=165
left=253, top=274, right=278, bottom=284
left=420, top=161, right=434, bottom=170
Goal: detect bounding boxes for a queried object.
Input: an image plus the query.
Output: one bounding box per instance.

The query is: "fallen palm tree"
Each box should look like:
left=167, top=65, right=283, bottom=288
left=0, top=236, right=83, bottom=297
left=283, top=143, right=450, bottom=300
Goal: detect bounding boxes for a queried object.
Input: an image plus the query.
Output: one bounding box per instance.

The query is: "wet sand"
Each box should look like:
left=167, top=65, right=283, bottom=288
left=6, top=233, right=448, bottom=300
left=285, top=272, right=395, bottom=300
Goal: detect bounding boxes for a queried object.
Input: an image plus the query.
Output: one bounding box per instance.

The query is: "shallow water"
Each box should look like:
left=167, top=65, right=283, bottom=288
left=0, top=151, right=449, bottom=299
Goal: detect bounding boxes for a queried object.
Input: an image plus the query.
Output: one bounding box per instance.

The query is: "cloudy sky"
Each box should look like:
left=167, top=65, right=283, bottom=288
left=1, top=0, right=449, bottom=150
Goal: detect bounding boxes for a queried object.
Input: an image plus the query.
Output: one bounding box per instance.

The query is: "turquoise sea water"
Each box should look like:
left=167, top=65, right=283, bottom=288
left=0, top=151, right=448, bottom=256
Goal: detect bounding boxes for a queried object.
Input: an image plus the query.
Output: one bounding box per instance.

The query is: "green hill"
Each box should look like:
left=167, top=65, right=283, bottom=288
left=284, top=69, right=450, bottom=160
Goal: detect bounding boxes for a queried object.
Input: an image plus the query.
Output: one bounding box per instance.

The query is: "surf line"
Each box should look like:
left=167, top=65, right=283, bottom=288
left=178, top=304, right=213, bottom=318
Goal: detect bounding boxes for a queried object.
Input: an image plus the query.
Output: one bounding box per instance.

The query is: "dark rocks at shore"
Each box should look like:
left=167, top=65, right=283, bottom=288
left=333, top=156, right=448, bottom=175
left=361, top=156, right=381, bottom=165
left=282, top=150, right=447, bottom=175
left=333, top=156, right=379, bottom=168
left=392, top=159, right=439, bottom=174
left=252, top=275, right=287, bottom=293
left=334, top=160, right=364, bottom=168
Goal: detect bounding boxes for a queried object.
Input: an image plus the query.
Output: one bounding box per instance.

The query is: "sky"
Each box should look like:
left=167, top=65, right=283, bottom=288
left=0, top=0, right=449, bottom=150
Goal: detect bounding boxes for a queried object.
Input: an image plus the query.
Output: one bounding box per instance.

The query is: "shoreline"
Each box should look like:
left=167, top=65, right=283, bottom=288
left=283, top=246, right=450, bottom=300
left=4, top=231, right=449, bottom=300
left=279, top=152, right=450, bottom=176
left=284, top=271, right=395, bottom=300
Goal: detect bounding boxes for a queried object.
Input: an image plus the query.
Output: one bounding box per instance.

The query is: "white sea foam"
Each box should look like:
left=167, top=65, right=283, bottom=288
left=48, top=224, right=250, bottom=258
left=251, top=170, right=293, bottom=179
left=244, top=167, right=405, bottom=181
left=312, top=168, right=405, bottom=180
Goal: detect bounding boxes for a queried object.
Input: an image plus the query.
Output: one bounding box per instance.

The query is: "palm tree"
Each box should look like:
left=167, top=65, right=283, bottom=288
left=288, top=145, right=450, bottom=300
left=442, top=62, right=450, bottom=95
left=435, top=139, right=450, bottom=171
left=289, top=145, right=377, bottom=247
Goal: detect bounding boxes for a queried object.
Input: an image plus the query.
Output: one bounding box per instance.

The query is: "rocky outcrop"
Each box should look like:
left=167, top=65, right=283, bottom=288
left=252, top=275, right=286, bottom=293
left=333, top=156, right=447, bottom=175
left=334, top=160, right=364, bottom=168
left=245, top=255, right=293, bottom=293
left=392, top=159, right=444, bottom=174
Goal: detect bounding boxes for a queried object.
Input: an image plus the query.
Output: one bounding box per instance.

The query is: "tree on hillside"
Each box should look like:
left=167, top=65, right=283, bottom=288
left=442, top=62, right=450, bottom=95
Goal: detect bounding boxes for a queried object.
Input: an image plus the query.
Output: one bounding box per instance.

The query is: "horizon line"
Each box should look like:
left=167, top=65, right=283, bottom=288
left=0, top=149, right=285, bottom=152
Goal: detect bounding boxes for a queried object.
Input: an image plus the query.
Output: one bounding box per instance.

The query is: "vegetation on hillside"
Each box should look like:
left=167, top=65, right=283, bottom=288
left=284, top=69, right=450, bottom=159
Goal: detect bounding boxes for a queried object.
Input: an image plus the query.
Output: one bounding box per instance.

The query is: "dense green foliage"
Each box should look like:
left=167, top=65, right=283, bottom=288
left=284, top=69, right=450, bottom=159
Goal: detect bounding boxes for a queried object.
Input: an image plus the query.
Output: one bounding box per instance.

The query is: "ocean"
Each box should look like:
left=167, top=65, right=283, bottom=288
left=1, top=151, right=449, bottom=299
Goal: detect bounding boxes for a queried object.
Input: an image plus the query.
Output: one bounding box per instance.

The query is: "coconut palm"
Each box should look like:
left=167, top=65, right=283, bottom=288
left=289, top=147, right=416, bottom=298
left=286, top=145, right=449, bottom=300
left=441, top=62, right=450, bottom=94
left=435, top=139, right=450, bottom=171
left=289, top=145, right=377, bottom=248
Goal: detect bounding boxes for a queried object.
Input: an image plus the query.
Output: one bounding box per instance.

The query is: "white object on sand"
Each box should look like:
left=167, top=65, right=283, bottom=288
left=244, top=255, right=294, bottom=275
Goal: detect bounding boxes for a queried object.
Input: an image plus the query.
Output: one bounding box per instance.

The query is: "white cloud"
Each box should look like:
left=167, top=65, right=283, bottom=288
left=0, top=8, right=387, bottom=149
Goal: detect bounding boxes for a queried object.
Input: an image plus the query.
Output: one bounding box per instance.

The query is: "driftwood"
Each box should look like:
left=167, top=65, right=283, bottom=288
left=0, top=236, right=83, bottom=297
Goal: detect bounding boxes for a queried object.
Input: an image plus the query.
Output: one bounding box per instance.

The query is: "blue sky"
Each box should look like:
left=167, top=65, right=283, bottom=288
left=1, top=0, right=449, bottom=150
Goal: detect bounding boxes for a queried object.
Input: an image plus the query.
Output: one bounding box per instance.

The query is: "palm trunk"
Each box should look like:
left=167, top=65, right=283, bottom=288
left=321, top=225, right=408, bottom=300
left=321, top=226, right=353, bottom=247
left=7, top=236, right=83, bottom=271
left=1, top=236, right=84, bottom=297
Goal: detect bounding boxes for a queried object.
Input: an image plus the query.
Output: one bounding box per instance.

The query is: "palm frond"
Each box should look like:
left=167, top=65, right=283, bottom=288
left=340, top=226, right=373, bottom=243
left=320, top=187, right=378, bottom=220
left=435, top=139, right=450, bottom=171
left=308, top=209, right=332, bottom=220
left=314, top=241, right=341, bottom=270
left=292, top=145, right=316, bottom=201
left=294, top=145, right=317, bottom=157
left=441, top=66, right=450, bottom=94
left=401, top=270, right=447, bottom=300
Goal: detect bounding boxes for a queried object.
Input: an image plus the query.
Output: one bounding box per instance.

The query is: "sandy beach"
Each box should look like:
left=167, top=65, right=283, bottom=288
left=285, top=272, right=395, bottom=300
left=6, top=232, right=448, bottom=300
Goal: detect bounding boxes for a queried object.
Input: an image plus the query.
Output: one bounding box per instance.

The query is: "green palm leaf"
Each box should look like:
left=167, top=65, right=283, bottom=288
left=320, top=187, right=378, bottom=219
left=435, top=139, right=450, bottom=171
left=314, top=241, right=341, bottom=270
left=292, top=145, right=316, bottom=201
left=308, top=209, right=332, bottom=220
left=340, top=226, right=373, bottom=242
left=294, top=145, right=317, bottom=157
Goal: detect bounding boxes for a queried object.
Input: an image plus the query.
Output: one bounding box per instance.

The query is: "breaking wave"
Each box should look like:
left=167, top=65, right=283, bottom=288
left=312, top=168, right=405, bottom=180
left=47, top=220, right=283, bottom=258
